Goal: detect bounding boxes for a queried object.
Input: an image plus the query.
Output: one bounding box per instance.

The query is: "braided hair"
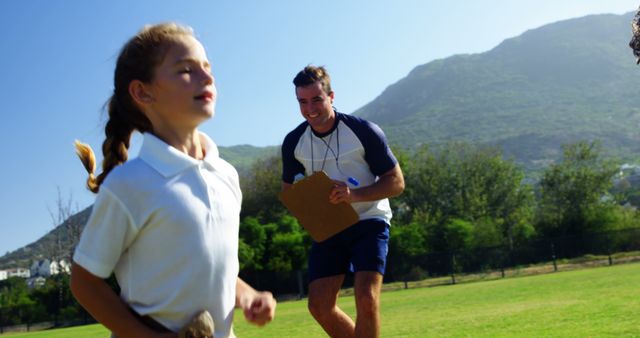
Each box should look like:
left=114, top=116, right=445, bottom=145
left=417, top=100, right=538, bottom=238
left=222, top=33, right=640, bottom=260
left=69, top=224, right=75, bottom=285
left=75, top=23, right=193, bottom=193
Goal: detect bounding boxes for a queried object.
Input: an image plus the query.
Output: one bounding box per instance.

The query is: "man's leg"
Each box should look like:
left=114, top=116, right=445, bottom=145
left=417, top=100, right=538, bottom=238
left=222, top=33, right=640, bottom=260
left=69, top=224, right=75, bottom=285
left=308, top=274, right=355, bottom=338
left=354, top=271, right=383, bottom=338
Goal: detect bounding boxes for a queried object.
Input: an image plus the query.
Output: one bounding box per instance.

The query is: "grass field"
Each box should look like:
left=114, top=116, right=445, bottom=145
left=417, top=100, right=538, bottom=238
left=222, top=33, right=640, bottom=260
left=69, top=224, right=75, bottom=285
left=4, top=262, right=640, bottom=337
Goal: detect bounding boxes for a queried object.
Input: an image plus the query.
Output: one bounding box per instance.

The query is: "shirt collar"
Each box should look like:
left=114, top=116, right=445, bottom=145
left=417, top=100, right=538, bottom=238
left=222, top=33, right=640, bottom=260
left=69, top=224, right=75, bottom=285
left=310, top=110, right=342, bottom=138
left=138, top=132, right=220, bottom=177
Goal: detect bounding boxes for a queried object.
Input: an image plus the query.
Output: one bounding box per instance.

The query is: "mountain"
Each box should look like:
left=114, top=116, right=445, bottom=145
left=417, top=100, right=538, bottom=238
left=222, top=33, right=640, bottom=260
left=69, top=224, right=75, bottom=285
left=0, top=145, right=277, bottom=270
left=3, top=12, right=639, bottom=268
left=0, top=207, right=92, bottom=269
left=218, top=144, right=280, bottom=175
left=355, top=12, right=640, bottom=170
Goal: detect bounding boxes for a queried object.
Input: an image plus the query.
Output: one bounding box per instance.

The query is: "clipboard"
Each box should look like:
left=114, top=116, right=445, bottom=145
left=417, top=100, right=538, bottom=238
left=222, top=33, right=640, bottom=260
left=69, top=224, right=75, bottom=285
left=278, top=171, right=359, bottom=242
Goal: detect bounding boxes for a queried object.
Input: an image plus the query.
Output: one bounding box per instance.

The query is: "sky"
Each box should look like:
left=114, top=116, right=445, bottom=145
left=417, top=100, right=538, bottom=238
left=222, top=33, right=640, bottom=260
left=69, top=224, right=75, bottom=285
left=0, top=0, right=638, bottom=256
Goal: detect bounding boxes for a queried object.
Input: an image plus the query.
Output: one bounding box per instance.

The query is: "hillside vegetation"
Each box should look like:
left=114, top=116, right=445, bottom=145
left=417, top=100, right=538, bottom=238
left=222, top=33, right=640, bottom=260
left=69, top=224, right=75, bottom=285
left=355, top=12, right=640, bottom=170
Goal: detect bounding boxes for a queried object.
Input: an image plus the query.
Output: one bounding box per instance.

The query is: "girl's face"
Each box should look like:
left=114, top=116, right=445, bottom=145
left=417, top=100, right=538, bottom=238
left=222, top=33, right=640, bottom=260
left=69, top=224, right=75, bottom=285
left=143, top=35, right=216, bottom=131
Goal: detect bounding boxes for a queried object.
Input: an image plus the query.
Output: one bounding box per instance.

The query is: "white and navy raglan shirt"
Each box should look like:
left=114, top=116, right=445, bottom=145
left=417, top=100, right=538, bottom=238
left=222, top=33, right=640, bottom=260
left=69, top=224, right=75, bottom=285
left=282, top=111, right=398, bottom=223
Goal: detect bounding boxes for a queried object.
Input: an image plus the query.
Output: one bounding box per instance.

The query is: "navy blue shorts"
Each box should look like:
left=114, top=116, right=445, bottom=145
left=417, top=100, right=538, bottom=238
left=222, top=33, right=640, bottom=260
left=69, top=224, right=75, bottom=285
left=308, top=218, right=390, bottom=282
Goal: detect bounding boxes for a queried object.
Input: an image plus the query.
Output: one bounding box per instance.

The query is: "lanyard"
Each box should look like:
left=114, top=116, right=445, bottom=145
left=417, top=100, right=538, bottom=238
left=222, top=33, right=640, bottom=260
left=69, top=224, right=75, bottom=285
left=310, top=128, right=336, bottom=173
left=309, top=124, right=360, bottom=187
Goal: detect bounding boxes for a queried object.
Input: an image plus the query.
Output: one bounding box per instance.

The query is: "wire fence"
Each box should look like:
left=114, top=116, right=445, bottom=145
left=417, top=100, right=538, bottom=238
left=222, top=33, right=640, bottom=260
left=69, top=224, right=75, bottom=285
left=385, top=227, right=640, bottom=286
left=2, top=228, right=640, bottom=334
left=239, top=227, right=640, bottom=298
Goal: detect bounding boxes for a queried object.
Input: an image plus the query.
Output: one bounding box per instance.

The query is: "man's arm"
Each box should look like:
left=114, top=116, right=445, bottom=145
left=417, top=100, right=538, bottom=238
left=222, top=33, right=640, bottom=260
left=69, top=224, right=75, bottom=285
left=329, top=164, right=404, bottom=204
left=236, top=278, right=276, bottom=326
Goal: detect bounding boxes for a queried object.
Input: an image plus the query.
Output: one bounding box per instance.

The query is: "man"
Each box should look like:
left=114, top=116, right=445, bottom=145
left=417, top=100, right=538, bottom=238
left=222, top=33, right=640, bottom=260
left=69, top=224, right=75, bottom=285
left=281, top=65, right=404, bottom=338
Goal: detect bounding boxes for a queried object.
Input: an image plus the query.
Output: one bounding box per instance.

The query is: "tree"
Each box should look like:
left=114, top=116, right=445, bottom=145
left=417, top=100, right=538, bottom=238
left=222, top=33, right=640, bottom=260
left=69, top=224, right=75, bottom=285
left=388, top=215, right=429, bottom=281
left=47, top=187, right=83, bottom=267
left=0, top=277, right=37, bottom=325
left=536, top=141, right=620, bottom=238
left=238, top=217, right=267, bottom=272
left=44, top=187, right=84, bottom=325
left=240, top=214, right=309, bottom=273
left=401, top=142, right=535, bottom=252
left=240, top=155, right=287, bottom=223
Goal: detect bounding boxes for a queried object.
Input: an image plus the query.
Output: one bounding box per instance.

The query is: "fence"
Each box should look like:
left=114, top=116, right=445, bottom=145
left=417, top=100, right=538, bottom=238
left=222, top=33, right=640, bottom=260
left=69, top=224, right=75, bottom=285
left=242, top=228, right=640, bottom=296
left=0, top=288, right=95, bottom=334
left=384, top=227, right=640, bottom=286
left=2, top=228, right=640, bottom=333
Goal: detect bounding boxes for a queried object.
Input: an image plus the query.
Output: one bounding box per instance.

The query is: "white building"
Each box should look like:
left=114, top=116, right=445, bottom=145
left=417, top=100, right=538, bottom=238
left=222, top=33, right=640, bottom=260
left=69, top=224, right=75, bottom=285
left=30, top=259, right=70, bottom=278
left=7, top=267, right=30, bottom=278
left=52, top=259, right=71, bottom=275
left=0, top=270, right=7, bottom=281
left=27, top=276, right=46, bottom=288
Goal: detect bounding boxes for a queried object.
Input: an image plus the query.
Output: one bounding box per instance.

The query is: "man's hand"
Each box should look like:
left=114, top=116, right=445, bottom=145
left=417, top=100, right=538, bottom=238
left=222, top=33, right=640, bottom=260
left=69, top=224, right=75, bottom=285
left=329, top=180, right=354, bottom=204
left=329, top=165, right=404, bottom=205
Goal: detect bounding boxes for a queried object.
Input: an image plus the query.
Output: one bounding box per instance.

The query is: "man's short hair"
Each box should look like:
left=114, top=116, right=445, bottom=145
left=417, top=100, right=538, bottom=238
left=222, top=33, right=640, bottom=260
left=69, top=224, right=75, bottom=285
left=293, top=65, right=332, bottom=94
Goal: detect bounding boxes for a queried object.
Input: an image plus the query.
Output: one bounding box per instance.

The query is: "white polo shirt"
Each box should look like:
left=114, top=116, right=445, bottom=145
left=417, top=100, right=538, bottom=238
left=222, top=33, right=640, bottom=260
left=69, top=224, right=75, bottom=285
left=73, top=132, right=241, bottom=338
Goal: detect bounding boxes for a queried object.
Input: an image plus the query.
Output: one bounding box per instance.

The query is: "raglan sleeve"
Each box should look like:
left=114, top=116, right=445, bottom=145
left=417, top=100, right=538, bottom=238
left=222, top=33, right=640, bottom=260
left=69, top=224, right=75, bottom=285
left=362, top=121, right=398, bottom=176
left=281, top=132, right=306, bottom=184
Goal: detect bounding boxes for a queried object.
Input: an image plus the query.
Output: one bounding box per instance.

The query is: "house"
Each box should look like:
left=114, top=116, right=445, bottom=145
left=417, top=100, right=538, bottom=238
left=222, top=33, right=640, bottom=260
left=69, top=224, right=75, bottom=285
left=30, top=259, right=70, bottom=278
left=27, top=276, right=46, bottom=288
left=0, top=270, right=7, bottom=281
left=6, top=267, right=30, bottom=278
left=30, top=259, right=52, bottom=277
left=52, top=259, right=71, bottom=275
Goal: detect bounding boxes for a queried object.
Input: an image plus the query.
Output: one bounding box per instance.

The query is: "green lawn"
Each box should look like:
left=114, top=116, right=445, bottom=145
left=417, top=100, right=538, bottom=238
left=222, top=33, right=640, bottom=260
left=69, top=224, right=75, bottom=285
left=4, top=263, right=640, bottom=337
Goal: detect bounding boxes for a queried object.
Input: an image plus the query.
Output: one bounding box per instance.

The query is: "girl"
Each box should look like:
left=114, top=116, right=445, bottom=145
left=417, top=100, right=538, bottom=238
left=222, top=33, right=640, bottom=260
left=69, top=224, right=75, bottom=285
left=70, top=23, right=276, bottom=338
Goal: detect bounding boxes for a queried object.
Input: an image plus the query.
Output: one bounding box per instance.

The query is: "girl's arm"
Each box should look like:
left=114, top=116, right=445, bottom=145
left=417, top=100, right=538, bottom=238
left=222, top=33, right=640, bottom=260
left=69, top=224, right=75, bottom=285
left=70, top=262, right=177, bottom=338
left=235, top=278, right=276, bottom=326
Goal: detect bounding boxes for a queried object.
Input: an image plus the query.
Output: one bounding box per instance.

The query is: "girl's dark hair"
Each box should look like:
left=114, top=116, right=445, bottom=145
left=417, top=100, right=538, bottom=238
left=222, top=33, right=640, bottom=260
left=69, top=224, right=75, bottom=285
left=75, top=23, right=194, bottom=193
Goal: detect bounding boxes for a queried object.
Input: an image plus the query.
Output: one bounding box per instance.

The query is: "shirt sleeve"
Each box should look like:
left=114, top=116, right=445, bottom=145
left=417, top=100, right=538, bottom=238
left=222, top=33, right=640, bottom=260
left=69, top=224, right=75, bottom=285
left=73, top=187, right=139, bottom=278
left=361, top=121, right=398, bottom=176
left=281, top=132, right=306, bottom=184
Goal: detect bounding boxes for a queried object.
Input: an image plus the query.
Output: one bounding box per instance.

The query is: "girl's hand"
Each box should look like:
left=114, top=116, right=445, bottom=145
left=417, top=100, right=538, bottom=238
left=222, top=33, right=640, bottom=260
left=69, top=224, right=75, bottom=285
left=241, top=291, right=276, bottom=326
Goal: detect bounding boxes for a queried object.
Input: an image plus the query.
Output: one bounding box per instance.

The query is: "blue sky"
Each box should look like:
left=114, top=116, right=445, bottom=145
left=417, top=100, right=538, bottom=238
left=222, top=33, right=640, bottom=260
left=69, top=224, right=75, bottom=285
left=0, top=0, right=637, bottom=255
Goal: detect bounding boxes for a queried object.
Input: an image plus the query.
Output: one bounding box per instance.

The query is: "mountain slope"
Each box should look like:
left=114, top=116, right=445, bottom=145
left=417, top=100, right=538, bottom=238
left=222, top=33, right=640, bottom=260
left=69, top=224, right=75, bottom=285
left=4, top=12, right=640, bottom=268
left=0, top=146, right=277, bottom=270
left=355, top=12, right=640, bottom=169
left=0, top=207, right=92, bottom=269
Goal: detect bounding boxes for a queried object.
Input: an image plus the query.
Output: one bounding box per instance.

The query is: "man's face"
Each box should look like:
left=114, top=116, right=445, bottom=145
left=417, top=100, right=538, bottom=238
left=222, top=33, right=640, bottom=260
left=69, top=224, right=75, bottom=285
left=295, top=82, right=335, bottom=133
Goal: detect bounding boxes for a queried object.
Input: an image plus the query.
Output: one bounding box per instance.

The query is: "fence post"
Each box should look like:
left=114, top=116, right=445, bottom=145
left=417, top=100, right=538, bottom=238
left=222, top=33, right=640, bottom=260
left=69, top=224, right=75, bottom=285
left=607, top=233, right=613, bottom=266
left=551, top=243, right=557, bottom=272
left=450, top=252, right=456, bottom=285
left=500, top=247, right=507, bottom=278
left=296, top=269, right=304, bottom=300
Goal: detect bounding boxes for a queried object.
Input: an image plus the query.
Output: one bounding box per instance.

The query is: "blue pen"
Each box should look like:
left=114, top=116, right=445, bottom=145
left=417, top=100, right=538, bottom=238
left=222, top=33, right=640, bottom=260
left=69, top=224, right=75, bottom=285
left=294, top=173, right=305, bottom=183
